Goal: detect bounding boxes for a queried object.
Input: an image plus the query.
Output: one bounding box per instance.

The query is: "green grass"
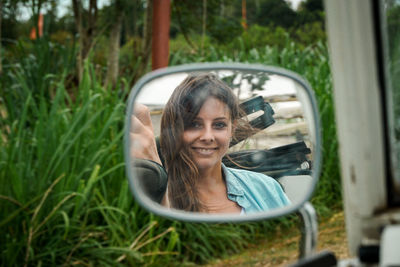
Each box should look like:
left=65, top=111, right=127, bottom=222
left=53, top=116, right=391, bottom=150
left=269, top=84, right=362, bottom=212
left=0, top=35, right=340, bottom=266
left=1, top=44, right=179, bottom=265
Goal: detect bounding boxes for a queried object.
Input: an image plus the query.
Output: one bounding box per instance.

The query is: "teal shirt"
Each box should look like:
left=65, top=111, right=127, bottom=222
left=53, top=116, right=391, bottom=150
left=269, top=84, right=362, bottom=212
left=223, top=164, right=291, bottom=213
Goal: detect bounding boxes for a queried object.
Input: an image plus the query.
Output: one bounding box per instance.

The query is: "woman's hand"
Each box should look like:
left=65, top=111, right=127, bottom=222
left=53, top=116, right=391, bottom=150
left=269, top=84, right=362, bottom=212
left=130, top=103, right=162, bottom=166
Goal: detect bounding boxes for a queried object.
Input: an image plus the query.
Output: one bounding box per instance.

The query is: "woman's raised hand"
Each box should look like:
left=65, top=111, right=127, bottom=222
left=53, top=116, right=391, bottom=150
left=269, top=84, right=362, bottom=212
left=130, top=103, right=162, bottom=165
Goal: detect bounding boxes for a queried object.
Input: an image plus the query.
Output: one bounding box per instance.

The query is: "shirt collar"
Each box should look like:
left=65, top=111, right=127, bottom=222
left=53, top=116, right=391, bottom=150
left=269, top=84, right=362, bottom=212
left=222, top=164, right=244, bottom=197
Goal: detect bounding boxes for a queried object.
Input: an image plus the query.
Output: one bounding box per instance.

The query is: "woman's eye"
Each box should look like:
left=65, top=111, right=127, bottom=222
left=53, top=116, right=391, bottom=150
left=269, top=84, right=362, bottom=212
left=189, top=122, right=202, bottom=129
left=214, top=122, right=227, bottom=129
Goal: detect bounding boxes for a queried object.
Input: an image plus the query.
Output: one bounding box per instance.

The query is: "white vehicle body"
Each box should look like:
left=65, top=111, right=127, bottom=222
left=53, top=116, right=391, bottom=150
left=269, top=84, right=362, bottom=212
left=325, top=0, right=400, bottom=265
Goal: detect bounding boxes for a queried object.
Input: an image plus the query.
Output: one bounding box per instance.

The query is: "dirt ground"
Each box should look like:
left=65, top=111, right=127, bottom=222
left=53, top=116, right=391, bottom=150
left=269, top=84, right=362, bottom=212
left=204, top=211, right=350, bottom=267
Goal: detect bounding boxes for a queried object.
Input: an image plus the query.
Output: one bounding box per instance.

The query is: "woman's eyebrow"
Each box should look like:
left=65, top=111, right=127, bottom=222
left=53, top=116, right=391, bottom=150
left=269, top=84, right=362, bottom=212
left=193, top=116, right=229, bottom=121
left=213, top=117, right=228, bottom=120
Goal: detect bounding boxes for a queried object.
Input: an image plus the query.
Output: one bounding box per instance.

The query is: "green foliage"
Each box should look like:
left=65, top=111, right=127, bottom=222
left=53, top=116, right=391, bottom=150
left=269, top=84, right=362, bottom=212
left=237, top=25, right=290, bottom=50
left=235, top=22, right=326, bottom=51
left=207, top=15, right=243, bottom=44
left=385, top=3, right=400, bottom=173
left=293, top=21, right=326, bottom=46
left=1, top=38, right=319, bottom=266
left=1, top=1, right=340, bottom=264
left=1, top=37, right=76, bottom=121
left=118, top=36, right=152, bottom=80
left=254, top=0, right=297, bottom=28
left=169, top=22, right=326, bottom=58
left=387, top=3, right=400, bottom=53
left=297, top=0, right=325, bottom=25
left=169, top=0, right=325, bottom=46
left=49, top=30, right=74, bottom=44
left=170, top=33, right=213, bottom=60
left=0, top=54, right=176, bottom=265
left=171, top=0, right=227, bottom=37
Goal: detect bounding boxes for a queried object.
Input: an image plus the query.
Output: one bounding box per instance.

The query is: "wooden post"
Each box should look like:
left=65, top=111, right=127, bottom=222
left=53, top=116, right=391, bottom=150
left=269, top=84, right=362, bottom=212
left=241, top=0, right=247, bottom=30
left=152, top=0, right=171, bottom=70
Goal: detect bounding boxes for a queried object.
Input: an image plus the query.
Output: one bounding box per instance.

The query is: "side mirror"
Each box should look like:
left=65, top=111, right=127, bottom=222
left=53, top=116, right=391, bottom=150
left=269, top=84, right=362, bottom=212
left=124, top=63, right=321, bottom=222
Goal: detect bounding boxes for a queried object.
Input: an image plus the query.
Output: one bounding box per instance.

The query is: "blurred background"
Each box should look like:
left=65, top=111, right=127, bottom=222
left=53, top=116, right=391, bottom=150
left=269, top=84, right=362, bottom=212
left=1, top=0, right=388, bottom=266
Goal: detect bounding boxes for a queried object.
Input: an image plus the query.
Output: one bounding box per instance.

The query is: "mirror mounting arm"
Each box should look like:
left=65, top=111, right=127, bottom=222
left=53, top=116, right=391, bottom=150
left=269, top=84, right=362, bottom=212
left=298, top=202, right=318, bottom=259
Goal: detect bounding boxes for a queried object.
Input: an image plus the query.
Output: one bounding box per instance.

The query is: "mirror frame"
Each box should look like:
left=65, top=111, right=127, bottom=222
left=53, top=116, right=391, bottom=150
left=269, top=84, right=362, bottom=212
left=124, top=62, right=321, bottom=222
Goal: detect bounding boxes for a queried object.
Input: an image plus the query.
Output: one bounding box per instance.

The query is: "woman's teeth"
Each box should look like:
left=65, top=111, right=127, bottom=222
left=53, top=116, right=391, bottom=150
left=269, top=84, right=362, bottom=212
left=194, top=148, right=216, bottom=155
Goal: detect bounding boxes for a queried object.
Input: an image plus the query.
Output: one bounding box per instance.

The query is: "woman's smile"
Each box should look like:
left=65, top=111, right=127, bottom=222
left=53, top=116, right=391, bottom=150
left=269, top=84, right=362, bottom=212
left=191, top=146, right=219, bottom=156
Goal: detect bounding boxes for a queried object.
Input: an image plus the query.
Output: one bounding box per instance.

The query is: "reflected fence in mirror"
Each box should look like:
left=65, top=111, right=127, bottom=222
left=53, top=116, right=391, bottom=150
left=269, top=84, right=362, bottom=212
left=125, top=63, right=321, bottom=222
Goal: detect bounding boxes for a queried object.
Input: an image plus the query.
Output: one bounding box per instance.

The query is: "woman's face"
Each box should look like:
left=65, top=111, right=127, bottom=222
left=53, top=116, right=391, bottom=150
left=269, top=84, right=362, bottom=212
left=183, top=97, right=233, bottom=172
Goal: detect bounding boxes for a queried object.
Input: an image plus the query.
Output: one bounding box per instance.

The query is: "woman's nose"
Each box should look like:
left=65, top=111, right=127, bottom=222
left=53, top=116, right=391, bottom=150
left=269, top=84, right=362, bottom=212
left=199, top=125, right=214, bottom=142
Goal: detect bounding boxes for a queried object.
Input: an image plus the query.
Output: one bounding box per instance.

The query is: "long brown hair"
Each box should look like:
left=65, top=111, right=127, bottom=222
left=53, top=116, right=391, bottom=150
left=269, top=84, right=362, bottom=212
left=160, top=73, right=251, bottom=212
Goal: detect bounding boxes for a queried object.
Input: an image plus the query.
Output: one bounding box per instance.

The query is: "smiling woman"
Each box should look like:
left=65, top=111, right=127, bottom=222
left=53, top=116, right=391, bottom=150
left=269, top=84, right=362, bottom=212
left=132, top=73, right=291, bottom=214
left=126, top=63, right=320, bottom=222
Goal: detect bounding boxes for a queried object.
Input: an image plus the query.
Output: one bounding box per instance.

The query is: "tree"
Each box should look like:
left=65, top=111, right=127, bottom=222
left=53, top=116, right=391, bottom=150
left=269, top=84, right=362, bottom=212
left=0, top=0, right=3, bottom=75
left=72, top=0, right=98, bottom=82
left=104, top=0, right=124, bottom=88
left=297, top=0, right=324, bottom=26
left=131, top=0, right=152, bottom=83
left=254, top=0, right=297, bottom=28
left=171, top=0, right=242, bottom=45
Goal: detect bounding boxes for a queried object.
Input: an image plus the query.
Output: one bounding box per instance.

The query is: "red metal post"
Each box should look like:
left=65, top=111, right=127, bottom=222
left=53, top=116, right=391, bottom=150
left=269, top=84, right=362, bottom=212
left=152, top=0, right=171, bottom=70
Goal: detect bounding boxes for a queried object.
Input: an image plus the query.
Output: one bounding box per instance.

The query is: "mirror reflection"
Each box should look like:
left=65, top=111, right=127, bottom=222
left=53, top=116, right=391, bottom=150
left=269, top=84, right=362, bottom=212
left=129, top=69, right=315, bottom=215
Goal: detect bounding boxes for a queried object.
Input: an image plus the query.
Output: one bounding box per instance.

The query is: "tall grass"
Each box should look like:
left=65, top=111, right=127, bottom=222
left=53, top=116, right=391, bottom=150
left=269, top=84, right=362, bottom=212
left=0, top=36, right=339, bottom=266
left=0, top=40, right=178, bottom=266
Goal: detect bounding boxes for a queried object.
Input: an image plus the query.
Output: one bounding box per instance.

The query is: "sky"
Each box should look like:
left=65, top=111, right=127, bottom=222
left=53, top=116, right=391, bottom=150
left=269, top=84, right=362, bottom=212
left=18, top=0, right=304, bottom=21
left=17, top=0, right=111, bottom=21
left=56, top=0, right=111, bottom=17
left=288, top=0, right=304, bottom=9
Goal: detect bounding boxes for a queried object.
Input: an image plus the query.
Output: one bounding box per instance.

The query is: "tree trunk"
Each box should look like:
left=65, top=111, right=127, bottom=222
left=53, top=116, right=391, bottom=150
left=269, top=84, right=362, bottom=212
left=201, top=0, right=207, bottom=53
left=141, top=0, right=153, bottom=67
left=105, top=0, right=123, bottom=88
left=173, top=2, right=197, bottom=51
left=72, top=0, right=84, bottom=82
left=131, top=0, right=153, bottom=84
left=72, top=0, right=98, bottom=82
left=242, top=0, right=247, bottom=30
left=0, top=0, right=2, bottom=75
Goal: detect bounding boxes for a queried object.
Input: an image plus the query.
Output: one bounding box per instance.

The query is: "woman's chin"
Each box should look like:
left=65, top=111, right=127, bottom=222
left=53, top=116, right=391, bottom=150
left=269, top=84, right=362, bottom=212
left=193, top=159, right=221, bottom=172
